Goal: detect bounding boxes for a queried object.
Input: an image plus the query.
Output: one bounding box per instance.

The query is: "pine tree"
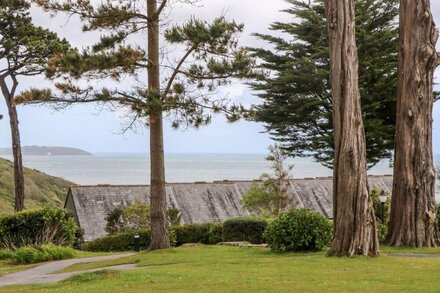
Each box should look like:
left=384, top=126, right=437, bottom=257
left=250, top=0, right=403, bottom=168
left=22, top=0, right=259, bottom=249
left=0, top=0, right=69, bottom=211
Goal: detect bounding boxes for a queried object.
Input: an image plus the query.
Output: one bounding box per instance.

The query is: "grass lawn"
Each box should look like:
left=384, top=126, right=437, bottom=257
left=3, top=245, right=440, bottom=292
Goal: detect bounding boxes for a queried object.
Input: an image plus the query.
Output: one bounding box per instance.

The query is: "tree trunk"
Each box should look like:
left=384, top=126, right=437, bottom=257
left=326, top=0, right=380, bottom=256
left=388, top=0, right=439, bottom=247
left=147, top=0, right=170, bottom=250
left=0, top=79, right=25, bottom=211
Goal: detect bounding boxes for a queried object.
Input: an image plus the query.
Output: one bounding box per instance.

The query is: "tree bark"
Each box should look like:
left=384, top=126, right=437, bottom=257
left=326, top=0, right=380, bottom=256
left=147, top=0, right=170, bottom=250
left=0, top=78, right=25, bottom=211
left=388, top=0, right=439, bottom=247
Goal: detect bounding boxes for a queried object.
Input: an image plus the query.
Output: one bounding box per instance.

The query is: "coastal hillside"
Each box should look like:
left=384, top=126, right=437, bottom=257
left=0, top=158, right=72, bottom=213
left=0, top=146, right=92, bottom=156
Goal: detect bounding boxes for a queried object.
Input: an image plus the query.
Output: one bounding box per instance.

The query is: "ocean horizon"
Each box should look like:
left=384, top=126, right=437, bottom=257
left=1, top=152, right=439, bottom=186
left=1, top=152, right=440, bottom=202
left=0, top=152, right=405, bottom=185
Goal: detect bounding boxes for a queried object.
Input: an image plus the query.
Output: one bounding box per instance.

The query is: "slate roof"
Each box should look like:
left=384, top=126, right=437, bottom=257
left=65, top=176, right=394, bottom=241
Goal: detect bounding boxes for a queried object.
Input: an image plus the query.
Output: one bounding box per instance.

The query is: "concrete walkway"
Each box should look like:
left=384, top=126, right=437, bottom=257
left=387, top=253, right=440, bottom=258
left=0, top=253, right=136, bottom=288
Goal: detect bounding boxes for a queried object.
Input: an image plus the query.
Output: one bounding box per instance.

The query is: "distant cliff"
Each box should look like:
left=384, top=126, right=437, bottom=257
left=0, top=146, right=92, bottom=156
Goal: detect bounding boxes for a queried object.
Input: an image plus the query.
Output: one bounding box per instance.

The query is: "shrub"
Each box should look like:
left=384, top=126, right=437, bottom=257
left=105, top=202, right=182, bottom=235
left=377, top=222, right=388, bottom=244
left=241, top=180, right=287, bottom=218
left=0, top=207, right=79, bottom=250
left=264, top=209, right=332, bottom=252
left=0, top=249, right=15, bottom=260
left=13, top=246, right=48, bottom=264
left=13, top=244, right=75, bottom=264
left=105, top=208, right=125, bottom=235
left=208, top=223, right=223, bottom=244
left=223, top=217, right=268, bottom=244
left=174, top=223, right=223, bottom=246
left=83, top=230, right=151, bottom=252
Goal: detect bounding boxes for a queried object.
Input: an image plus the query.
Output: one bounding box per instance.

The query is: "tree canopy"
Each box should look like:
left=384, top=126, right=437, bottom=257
left=20, top=1, right=259, bottom=129
left=250, top=0, right=405, bottom=168
left=0, top=0, right=69, bottom=78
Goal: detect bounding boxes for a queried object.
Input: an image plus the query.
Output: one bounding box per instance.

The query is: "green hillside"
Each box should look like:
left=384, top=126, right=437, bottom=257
left=0, top=158, right=73, bottom=213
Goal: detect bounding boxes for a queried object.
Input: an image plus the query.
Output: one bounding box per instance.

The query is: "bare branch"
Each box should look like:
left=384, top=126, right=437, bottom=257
left=162, top=45, right=196, bottom=98
left=156, top=0, right=168, bottom=17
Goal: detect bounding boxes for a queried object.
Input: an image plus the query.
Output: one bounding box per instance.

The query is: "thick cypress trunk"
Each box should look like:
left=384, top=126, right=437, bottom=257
left=388, top=0, right=439, bottom=247
left=326, top=0, right=379, bottom=256
left=147, top=0, right=170, bottom=250
left=0, top=79, right=25, bottom=211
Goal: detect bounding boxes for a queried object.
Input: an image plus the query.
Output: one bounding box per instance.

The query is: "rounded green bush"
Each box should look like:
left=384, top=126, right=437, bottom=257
left=264, top=209, right=332, bottom=252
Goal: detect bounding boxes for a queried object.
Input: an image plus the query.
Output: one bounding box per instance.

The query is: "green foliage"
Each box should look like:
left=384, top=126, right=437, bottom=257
left=174, top=223, right=223, bottom=246
left=83, top=230, right=151, bottom=252
left=105, top=202, right=181, bottom=235
left=370, top=188, right=391, bottom=225
left=105, top=208, right=125, bottom=235
left=167, top=208, right=182, bottom=227
left=264, top=209, right=332, bottom=252
left=0, top=0, right=70, bottom=77
left=250, top=0, right=409, bottom=168
left=241, top=144, right=293, bottom=218
left=241, top=180, right=285, bottom=218
left=222, top=217, right=268, bottom=244
left=12, top=244, right=75, bottom=264
left=0, top=158, right=71, bottom=213
left=26, top=1, right=260, bottom=129
left=377, top=222, right=388, bottom=244
left=123, top=200, right=151, bottom=230
left=0, top=207, right=79, bottom=250
left=0, top=249, right=15, bottom=260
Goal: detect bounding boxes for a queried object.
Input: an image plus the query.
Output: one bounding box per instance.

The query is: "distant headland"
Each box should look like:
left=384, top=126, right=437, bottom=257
left=0, top=146, right=93, bottom=156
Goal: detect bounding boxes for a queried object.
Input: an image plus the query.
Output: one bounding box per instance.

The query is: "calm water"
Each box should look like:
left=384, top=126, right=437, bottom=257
left=0, top=153, right=396, bottom=185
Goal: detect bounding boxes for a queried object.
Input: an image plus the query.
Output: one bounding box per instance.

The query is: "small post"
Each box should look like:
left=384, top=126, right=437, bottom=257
left=134, top=234, right=140, bottom=252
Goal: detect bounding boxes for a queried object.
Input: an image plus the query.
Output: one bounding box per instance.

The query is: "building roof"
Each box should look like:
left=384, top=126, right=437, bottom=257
left=65, top=176, right=394, bottom=241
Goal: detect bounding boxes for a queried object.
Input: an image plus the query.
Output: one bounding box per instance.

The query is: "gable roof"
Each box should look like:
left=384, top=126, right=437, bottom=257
left=66, top=176, right=394, bottom=241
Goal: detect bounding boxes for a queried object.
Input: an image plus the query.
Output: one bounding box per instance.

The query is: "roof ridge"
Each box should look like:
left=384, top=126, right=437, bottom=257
left=68, top=175, right=393, bottom=189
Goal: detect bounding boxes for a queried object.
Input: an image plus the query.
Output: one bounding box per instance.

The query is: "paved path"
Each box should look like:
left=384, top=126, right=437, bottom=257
left=0, top=253, right=136, bottom=288
left=387, top=253, right=440, bottom=258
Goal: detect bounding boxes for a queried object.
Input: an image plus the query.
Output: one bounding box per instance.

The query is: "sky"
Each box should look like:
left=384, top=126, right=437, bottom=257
left=0, top=0, right=439, bottom=154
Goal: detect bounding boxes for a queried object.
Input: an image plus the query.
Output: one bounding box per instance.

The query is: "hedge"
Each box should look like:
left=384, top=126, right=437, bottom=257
left=223, top=217, right=268, bottom=244
left=174, top=223, right=223, bottom=246
left=0, top=207, right=79, bottom=250
left=83, top=230, right=151, bottom=252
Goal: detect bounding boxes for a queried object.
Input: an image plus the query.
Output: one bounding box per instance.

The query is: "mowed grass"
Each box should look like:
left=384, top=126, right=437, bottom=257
left=3, top=245, right=440, bottom=293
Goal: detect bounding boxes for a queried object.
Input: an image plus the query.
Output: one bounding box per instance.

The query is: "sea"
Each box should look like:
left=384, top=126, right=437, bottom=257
left=0, top=153, right=401, bottom=185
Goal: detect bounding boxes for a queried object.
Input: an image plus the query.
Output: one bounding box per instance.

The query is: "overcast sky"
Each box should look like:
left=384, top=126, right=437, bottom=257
left=0, top=0, right=439, bottom=155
